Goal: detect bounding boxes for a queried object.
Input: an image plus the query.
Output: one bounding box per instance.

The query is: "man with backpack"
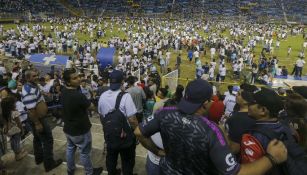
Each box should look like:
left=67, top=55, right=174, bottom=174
left=98, top=70, right=138, bottom=175
left=242, top=87, right=307, bottom=175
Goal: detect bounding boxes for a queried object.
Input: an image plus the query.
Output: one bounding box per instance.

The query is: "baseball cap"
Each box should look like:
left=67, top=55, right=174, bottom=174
left=178, top=79, right=213, bottom=114
left=232, top=86, right=240, bottom=95
left=292, top=86, right=307, bottom=99
left=240, top=91, right=254, bottom=102
left=109, top=70, right=124, bottom=90
left=246, top=88, right=284, bottom=115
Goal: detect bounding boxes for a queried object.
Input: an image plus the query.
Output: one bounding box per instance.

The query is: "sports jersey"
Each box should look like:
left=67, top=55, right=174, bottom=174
left=139, top=107, right=240, bottom=175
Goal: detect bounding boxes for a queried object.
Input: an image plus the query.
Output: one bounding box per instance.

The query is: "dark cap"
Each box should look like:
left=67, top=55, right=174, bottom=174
left=246, top=88, right=284, bottom=116
left=225, top=114, right=255, bottom=143
left=178, top=79, right=213, bottom=114
left=240, top=91, right=254, bottom=102
left=109, top=70, right=124, bottom=90
left=292, top=86, right=307, bottom=99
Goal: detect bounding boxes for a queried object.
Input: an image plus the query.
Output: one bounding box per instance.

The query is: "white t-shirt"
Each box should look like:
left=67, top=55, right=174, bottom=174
left=98, top=89, right=137, bottom=118
left=146, top=115, right=164, bottom=165
left=16, top=101, right=27, bottom=122
left=296, top=59, right=305, bottom=68
left=193, top=51, right=199, bottom=58
left=66, top=60, right=73, bottom=69
left=223, top=94, right=236, bottom=116
left=209, top=67, right=215, bottom=78
left=219, top=67, right=226, bottom=76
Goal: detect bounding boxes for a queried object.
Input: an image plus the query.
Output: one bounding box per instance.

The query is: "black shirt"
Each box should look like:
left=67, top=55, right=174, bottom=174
left=139, top=107, right=240, bottom=175
left=61, top=87, right=91, bottom=136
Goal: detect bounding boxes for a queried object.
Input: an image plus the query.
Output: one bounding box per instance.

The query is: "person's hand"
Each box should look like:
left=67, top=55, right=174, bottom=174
left=266, top=139, right=287, bottom=164
left=156, top=149, right=166, bottom=157
left=34, top=122, right=43, bottom=133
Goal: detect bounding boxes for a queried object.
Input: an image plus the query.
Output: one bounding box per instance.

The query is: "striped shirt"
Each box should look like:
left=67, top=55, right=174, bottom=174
left=22, top=83, right=45, bottom=110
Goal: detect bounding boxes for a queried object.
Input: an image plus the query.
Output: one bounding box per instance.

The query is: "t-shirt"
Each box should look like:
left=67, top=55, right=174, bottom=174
left=223, top=94, right=236, bottom=116
left=296, top=59, right=305, bottom=68
left=60, top=87, right=92, bottom=136
left=139, top=107, right=240, bottom=175
left=22, top=83, right=45, bottom=110
left=98, top=89, right=137, bottom=118
left=126, top=86, right=146, bottom=113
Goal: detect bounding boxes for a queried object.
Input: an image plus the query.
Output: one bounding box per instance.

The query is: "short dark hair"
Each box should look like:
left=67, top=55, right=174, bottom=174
left=63, top=69, right=76, bottom=85
left=126, top=76, right=136, bottom=85
left=158, top=88, right=168, bottom=98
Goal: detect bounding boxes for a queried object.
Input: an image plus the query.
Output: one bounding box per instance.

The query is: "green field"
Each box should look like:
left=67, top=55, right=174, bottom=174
left=1, top=21, right=306, bottom=93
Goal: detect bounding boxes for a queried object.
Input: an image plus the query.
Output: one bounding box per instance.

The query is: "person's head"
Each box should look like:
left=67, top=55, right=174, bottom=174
left=224, top=115, right=255, bottom=154
left=292, top=86, right=307, bottom=99
left=25, top=68, right=39, bottom=84
left=157, top=88, right=168, bottom=99
left=80, top=79, right=87, bottom=88
left=144, top=87, right=154, bottom=100
left=44, top=73, right=51, bottom=81
left=1, top=96, right=16, bottom=122
left=17, top=81, right=23, bottom=92
left=227, top=85, right=233, bottom=94
left=39, top=77, right=46, bottom=86
left=126, top=76, right=136, bottom=86
left=109, top=70, right=124, bottom=91
left=174, top=84, right=184, bottom=102
left=247, top=88, right=284, bottom=120
left=63, top=68, right=80, bottom=88
left=0, top=86, right=11, bottom=100
left=284, top=93, right=307, bottom=118
left=232, top=86, right=240, bottom=95
left=236, top=90, right=253, bottom=108
left=178, top=79, right=213, bottom=116
left=277, top=87, right=286, bottom=96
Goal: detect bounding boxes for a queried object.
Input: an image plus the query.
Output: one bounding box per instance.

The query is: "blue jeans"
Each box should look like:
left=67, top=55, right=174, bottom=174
left=146, top=156, right=161, bottom=175
left=66, top=131, right=93, bottom=175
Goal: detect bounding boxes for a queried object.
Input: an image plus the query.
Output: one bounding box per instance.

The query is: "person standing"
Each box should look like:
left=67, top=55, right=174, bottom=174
left=61, top=69, right=103, bottom=175
left=21, top=68, right=62, bottom=172
left=126, top=76, right=146, bottom=123
left=98, top=70, right=138, bottom=175
left=176, top=54, right=181, bottom=77
left=295, top=57, right=305, bottom=77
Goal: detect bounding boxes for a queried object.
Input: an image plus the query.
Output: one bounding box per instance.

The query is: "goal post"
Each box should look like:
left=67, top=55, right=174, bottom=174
left=162, top=69, right=178, bottom=93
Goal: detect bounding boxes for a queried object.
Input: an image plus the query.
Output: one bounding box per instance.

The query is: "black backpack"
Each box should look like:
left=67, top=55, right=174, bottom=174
left=101, top=92, right=135, bottom=149
left=250, top=126, right=307, bottom=175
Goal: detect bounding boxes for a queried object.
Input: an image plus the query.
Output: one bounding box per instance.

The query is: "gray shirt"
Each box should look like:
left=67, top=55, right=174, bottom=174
left=126, top=86, right=146, bottom=113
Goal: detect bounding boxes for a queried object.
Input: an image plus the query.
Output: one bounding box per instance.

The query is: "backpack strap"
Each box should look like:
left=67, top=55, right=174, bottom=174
left=115, top=92, right=126, bottom=110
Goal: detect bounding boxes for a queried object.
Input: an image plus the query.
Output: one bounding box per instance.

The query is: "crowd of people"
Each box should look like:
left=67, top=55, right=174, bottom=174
left=0, top=15, right=306, bottom=175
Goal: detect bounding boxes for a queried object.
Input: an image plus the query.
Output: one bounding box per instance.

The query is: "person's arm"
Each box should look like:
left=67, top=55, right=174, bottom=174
left=128, top=116, right=138, bottom=130
left=28, top=108, right=43, bottom=132
left=79, top=90, right=95, bottom=111
left=134, top=126, right=165, bottom=157
left=237, top=139, right=287, bottom=175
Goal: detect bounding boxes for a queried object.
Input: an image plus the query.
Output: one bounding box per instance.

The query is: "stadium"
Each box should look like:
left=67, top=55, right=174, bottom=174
left=0, top=0, right=306, bottom=175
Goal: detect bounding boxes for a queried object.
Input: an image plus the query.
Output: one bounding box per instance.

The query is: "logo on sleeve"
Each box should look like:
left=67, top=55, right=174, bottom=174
left=225, top=153, right=236, bottom=166
left=226, top=153, right=237, bottom=171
